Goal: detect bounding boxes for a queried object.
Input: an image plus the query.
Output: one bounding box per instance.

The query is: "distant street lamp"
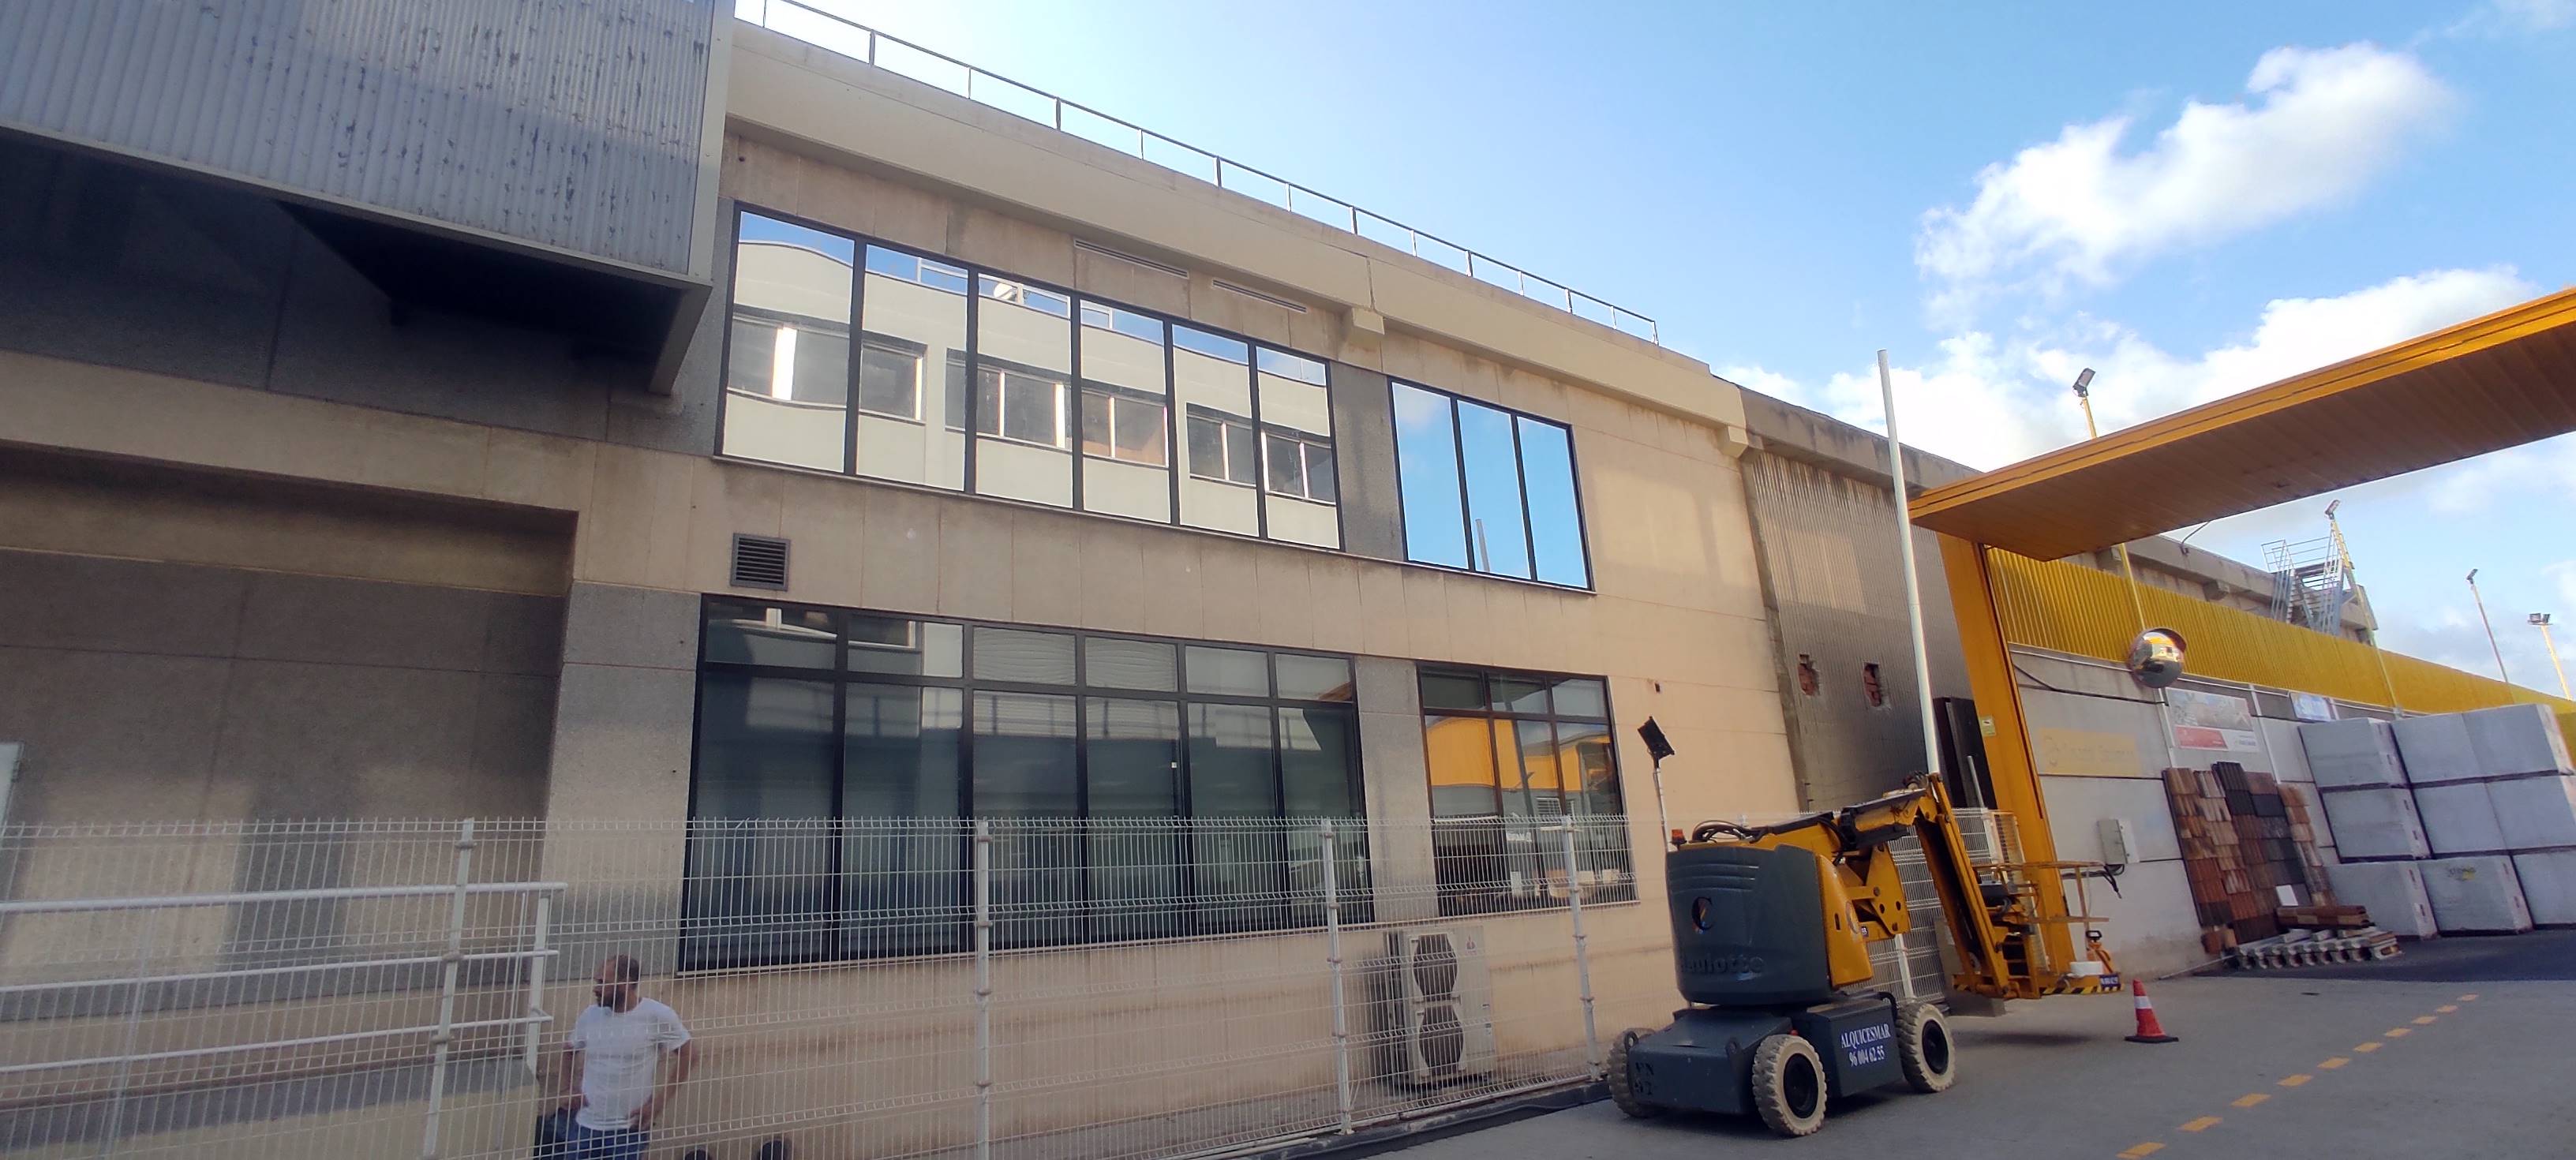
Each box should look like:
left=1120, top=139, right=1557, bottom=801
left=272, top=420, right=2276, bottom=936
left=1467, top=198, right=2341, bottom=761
left=2533, top=613, right=2571, bottom=699
left=2467, top=570, right=2508, bottom=683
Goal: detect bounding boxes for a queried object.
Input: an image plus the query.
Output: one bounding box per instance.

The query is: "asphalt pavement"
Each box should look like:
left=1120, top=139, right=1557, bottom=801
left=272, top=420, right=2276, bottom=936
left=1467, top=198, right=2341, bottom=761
left=1380, top=932, right=2576, bottom=1159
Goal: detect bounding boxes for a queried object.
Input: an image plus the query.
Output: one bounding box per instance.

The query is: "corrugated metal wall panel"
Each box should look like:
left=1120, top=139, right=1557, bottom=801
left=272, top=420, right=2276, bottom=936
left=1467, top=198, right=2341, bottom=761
left=1987, top=548, right=2576, bottom=750
left=0, top=0, right=717, bottom=276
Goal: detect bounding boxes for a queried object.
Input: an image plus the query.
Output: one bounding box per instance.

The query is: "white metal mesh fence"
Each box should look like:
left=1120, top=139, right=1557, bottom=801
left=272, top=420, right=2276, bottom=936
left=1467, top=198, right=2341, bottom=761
left=0, top=816, right=1641, bottom=1160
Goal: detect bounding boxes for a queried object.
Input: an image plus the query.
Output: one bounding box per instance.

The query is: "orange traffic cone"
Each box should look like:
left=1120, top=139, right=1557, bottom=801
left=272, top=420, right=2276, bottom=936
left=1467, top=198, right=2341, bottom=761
left=2125, top=979, right=2178, bottom=1044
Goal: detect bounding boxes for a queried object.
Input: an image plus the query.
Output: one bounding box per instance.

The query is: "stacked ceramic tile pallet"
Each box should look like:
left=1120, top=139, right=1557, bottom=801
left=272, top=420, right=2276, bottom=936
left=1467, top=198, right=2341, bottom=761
left=2300, top=705, right=2576, bottom=935
left=2166, top=764, right=2334, bottom=948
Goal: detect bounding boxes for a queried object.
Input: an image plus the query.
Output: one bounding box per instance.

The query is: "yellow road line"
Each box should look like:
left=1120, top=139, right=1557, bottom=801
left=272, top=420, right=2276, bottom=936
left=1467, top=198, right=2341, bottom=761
left=2179, top=1117, right=2222, bottom=1132
left=2354, top=1042, right=2382, bottom=1053
left=2385, top=1027, right=2412, bottom=1038
left=2461, top=993, right=2480, bottom=1001
left=2319, top=1056, right=2351, bottom=1069
left=2413, top=1016, right=2438, bottom=1025
left=2437, top=1004, right=2459, bottom=1012
left=2118, top=1144, right=2165, bottom=1159
left=2232, top=1093, right=2270, bottom=1108
left=2278, top=1073, right=2312, bottom=1087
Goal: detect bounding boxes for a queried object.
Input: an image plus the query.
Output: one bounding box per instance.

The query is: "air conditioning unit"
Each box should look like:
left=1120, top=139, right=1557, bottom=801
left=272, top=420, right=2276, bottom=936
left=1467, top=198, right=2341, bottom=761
left=1387, top=926, right=1497, bottom=1084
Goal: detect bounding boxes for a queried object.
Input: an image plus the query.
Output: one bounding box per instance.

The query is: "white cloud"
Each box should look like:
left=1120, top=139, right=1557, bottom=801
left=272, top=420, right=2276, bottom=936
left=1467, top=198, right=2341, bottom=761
left=1731, top=266, right=2537, bottom=471
left=2552, top=560, right=2576, bottom=609
left=1916, top=43, right=2452, bottom=314
left=2448, top=0, right=2576, bottom=36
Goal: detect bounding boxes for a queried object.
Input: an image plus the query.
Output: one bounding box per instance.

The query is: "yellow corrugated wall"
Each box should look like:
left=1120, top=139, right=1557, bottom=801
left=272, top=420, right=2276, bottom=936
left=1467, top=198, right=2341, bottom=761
left=1986, top=549, right=2576, bottom=747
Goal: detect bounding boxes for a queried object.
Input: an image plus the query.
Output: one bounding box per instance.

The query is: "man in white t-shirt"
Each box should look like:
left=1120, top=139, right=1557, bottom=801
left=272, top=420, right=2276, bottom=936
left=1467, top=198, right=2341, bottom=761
left=554, top=954, right=694, bottom=1159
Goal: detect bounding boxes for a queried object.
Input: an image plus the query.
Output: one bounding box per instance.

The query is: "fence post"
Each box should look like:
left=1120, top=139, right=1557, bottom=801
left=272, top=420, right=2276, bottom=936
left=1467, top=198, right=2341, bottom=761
left=98, top=912, right=157, bottom=1156
left=1320, top=819, right=1354, bottom=1134
left=972, top=821, right=994, bottom=1160
left=523, top=893, right=552, bottom=1074
left=421, top=819, right=477, bottom=1159
left=1558, top=824, right=1601, bottom=1076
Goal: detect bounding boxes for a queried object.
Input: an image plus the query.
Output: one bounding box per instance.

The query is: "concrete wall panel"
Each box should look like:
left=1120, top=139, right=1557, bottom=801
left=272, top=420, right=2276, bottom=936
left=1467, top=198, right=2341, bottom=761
left=0, top=548, right=564, bottom=826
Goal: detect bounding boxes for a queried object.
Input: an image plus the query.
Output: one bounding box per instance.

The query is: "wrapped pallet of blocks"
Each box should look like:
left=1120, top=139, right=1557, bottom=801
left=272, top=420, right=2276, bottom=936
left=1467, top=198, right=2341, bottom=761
left=2465, top=704, right=2574, bottom=778
left=2419, top=856, right=2533, bottom=934
left=2316, top=785, right=2432, bottom=860
left=2325, top=861, right=2438, bottom=939
left=2392, top=713, right=2481, bottom=784
left=2488, top=774, right=2576, bottom=851
left=2298, top=718, right=2408, bottom=788
left=2511, top=850, right=2576, bottom=926
left=2413, top=781, right=2508, bottom=855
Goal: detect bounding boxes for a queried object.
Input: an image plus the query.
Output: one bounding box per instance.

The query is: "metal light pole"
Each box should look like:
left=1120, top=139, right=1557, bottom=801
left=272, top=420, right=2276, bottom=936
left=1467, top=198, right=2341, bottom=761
left=2467, top=570, right=2509, bottom=683
left=1878, top=351, right=1944, bottom=779
left=2532, top=613, right=2570, bottom=698
left=2070, top=369, right=2152, bottom=634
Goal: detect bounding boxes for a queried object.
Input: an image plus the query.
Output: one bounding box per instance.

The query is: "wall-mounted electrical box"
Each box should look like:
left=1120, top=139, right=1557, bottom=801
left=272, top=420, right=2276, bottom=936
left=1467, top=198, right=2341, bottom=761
left=2096, top=817, right=2135, bottom=868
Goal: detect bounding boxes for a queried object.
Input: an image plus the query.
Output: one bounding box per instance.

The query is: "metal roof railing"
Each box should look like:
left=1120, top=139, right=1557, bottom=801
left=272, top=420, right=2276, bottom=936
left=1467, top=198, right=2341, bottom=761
left=739, top=0, right=1662, bottom=345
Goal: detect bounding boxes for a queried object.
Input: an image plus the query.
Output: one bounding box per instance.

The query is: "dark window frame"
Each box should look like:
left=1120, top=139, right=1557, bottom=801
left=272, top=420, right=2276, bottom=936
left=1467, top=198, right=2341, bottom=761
left=1416, top=664, right=1631, bottom=918
left=717, top=204, right=1344, bottom=552
left=682, top=595, right=1368, bottom=969
left=1385, top=377, right=1597, bottom=592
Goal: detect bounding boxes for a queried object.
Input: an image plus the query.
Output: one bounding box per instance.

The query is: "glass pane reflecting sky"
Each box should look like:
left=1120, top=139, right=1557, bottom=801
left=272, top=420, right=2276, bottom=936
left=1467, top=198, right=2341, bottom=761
left=1392, top=384, right=1466, bottom=568
left=1517, top=417, right=1587, bottom=587
left=1455, top=400, right=1530, bottom=578
left=739, top=212, right=855, bottom=264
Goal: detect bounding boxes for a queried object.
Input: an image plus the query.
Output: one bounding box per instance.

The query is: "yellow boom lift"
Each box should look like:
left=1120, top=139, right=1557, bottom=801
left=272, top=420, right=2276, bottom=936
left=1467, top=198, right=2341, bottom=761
left=1605, top=774, right=2119, bottom=1136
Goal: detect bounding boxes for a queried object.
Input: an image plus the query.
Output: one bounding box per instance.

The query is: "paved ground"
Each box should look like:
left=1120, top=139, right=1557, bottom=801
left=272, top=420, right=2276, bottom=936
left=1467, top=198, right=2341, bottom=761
left=1383, top=932, right=2576, bottom=1159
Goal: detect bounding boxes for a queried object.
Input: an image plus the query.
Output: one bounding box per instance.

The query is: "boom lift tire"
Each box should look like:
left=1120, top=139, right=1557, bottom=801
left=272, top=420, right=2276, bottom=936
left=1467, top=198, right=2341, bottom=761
left=1606, top=1027, right=1664, bottom=1118
left=1896, top=1003, right=1956, bottom=1093
left=1750, top=1033, right=1827, bottom=1137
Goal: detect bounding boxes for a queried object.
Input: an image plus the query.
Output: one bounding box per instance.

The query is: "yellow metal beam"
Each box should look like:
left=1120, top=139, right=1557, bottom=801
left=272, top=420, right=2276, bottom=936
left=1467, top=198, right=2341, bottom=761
left=1908, top=287, right=2576, bottom=559
left=1936, top=533, right=2076, bottom=981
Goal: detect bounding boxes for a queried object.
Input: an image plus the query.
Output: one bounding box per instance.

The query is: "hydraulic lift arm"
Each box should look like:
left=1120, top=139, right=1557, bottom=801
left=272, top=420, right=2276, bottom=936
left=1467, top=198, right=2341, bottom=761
left=1679, top=776, right=2114, bottom=1000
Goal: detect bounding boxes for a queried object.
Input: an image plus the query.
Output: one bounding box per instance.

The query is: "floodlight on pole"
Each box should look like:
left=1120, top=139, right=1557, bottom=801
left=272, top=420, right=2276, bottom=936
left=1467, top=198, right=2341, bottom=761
left=2532, top=612, right=2570, bottom=699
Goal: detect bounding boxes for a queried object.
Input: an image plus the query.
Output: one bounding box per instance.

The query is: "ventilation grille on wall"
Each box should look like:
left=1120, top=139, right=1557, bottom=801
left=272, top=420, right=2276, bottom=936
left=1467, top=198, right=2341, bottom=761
left=1075, top=238, right=1187, bottom=279
left=731, top=534, right=790, bottom=590
left=1213, top=279, right=1309, bottom=312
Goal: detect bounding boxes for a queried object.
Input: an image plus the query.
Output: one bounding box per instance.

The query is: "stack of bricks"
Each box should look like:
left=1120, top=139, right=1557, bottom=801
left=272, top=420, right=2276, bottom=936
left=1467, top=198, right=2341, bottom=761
left=2166, top=761, right=2334, bottom=948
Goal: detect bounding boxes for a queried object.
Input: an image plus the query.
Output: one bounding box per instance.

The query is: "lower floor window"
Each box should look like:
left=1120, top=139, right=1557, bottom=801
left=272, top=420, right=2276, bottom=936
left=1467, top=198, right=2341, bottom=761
left=1419, top=666, right=1633, bottom=916
left=685, top=600, right=1368, bottom=967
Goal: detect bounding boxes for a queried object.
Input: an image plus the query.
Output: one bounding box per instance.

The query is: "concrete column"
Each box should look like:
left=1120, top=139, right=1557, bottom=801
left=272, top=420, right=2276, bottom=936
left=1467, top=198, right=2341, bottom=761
left=1354, top=657, right=1438, bottom=922
left=1327, top=364, right=1405, bottom=563
left=540, top=582, right=701, bottom=977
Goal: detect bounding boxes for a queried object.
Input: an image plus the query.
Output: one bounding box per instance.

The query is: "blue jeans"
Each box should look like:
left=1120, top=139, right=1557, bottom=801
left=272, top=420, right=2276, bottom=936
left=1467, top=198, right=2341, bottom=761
left=556, top=1121, right=648, bottom=1160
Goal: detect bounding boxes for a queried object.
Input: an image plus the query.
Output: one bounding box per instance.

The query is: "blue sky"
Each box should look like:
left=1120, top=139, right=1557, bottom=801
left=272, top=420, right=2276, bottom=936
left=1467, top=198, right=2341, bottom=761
left=764, top=0, right=2576, bottom=694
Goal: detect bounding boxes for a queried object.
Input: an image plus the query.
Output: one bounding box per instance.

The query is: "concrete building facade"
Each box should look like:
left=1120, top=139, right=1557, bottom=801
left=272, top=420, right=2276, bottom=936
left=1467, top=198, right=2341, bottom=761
left=0, top=12, right=1805, bottom=1157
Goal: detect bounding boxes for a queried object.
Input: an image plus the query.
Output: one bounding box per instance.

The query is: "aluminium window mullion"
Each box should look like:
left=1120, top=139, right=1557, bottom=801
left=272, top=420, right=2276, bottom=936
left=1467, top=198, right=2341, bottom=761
left=962, top=270, right=982, bottom=493
left=1248, top=355, right=1269, bottom=540
left=1510, top=415, right=1538, bottom=582
left=1069, top=301, right=1086, bottom=511
left=843, top=234, right=864, bottom=477
left=1447, top=395, right=1477, bottom=572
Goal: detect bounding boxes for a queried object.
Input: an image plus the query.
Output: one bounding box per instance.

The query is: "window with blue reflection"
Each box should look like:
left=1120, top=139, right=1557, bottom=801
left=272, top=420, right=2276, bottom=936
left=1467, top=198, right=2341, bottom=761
left=1392, top=380, right=1590, bottom=589
left=1455, top=400, right=1530, bottom=578
left=1392, top=384, right=1468, bottom=568
left=1516, top=417, right=1588, bottom=587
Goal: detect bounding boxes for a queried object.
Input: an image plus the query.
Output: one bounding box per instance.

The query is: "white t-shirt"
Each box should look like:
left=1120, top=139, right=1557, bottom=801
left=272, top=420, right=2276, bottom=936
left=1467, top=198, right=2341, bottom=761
left=570, top=997, right=691, bottom=1131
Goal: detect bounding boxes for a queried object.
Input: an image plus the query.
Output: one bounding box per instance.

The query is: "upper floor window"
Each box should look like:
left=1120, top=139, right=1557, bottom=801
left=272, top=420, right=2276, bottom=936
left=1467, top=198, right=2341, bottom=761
left=1391, top=382, right=1589, bottom=588
left=720, top=208, right=1339, bottom=549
